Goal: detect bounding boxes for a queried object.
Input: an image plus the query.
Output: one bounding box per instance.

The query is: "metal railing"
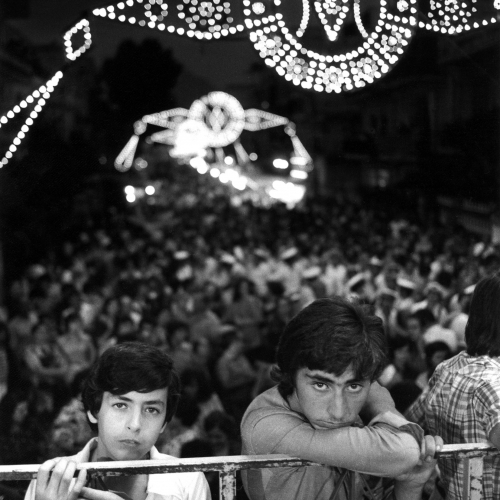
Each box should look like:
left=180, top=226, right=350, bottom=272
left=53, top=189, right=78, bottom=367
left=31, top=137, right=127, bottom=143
left=0, top=443, right=498, bottom=500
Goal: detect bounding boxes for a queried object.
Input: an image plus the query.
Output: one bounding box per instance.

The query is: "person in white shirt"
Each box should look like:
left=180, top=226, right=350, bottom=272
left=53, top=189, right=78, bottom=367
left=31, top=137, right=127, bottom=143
left=25, top=342, right=211, bottom=500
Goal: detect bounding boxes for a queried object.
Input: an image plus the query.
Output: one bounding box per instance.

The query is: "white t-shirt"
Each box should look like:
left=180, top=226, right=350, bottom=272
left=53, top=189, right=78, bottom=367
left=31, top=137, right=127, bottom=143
left=24, top=438, right=211, bottom=500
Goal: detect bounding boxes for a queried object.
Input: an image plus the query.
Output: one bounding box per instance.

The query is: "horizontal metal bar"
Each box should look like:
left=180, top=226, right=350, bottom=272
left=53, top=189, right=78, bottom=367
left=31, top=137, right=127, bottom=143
left=436, top=443, right=498, bottom=459
left=0, top=455, right=319, bottom=481
left=0, top=444, right=498, bottom=482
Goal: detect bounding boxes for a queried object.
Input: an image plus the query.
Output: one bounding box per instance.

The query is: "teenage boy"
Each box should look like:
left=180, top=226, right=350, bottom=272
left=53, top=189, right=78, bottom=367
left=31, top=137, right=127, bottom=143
left=241, top=297, right=442, bottom=500
left=25, top=342, right=211, bottom=500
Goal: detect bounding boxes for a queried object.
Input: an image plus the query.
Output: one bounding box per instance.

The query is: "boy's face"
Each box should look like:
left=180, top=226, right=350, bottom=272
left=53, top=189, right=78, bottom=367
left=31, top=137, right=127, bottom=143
left=290, top=366, right=371, bottom=430
left=88, top=388, right=168, bottom=461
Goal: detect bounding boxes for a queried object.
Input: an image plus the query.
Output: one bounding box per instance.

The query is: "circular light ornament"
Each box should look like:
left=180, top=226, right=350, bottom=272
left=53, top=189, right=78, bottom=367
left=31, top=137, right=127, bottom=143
left=188, top=92, right=246, bottom=147
left=244, top=0, right=417, bottom=93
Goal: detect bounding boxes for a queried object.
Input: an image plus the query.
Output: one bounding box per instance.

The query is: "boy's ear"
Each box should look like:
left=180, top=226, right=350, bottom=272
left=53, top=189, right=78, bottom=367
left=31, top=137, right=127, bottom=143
left=160, top=422, right=167, bottom=434
left=87, top=410, right=98, bottom=424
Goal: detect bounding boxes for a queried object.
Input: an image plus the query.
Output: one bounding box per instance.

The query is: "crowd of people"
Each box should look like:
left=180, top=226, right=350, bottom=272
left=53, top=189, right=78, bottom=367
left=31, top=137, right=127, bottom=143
left=0, top=161, right=498, bottom=499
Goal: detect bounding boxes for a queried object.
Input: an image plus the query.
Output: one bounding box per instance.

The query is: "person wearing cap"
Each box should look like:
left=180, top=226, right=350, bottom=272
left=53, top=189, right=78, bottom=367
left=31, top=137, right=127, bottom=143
left=345, top=272, right=369, bottom=302
left=396, top=277, right=417, bottom=312
left=374, top=261, right=400, bottom=292
left=222, top=277, right=264, bottom=351
left=411, top=282, right=449, bottom=326
left=374, top=288, right=399, bottom=341
left=297, top=266, right=326, bottom=310
left=248, top=248, right=273, bottom=298
left=241, top=297, right=442, bottom=500
left=406, top=272, right=500, bottom=499
left=276, top=247, right=304, bottom=297
left=322, top=248, right=347, bottom=297
left=443, top=285, right=475, bottom=351
left=366, top=256, right=384, bottom=300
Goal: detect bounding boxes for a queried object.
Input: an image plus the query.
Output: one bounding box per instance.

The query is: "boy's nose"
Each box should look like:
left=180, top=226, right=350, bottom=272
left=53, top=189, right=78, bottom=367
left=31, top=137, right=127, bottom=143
left=328, top=396, right=347, bottom=422
left=127, top=411, right=142, bottom=432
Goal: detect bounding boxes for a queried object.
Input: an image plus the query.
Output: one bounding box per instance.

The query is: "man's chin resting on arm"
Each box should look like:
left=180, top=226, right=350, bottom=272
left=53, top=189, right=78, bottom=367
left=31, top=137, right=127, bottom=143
left=241, top=297, right=442, bottom=500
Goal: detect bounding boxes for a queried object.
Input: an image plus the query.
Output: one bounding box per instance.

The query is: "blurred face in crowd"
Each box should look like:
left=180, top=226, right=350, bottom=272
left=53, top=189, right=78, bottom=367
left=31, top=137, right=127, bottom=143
left=427, top=290, right=441, bottom=306
left=430, top=349, right=449, bottom=370
left=406, top=317, right=421, bottom=340
left=380, top=295, right=395, bottom=315
left=206, top=426, right=230, bottom=456
left=393, top=344, right=411, bottom=370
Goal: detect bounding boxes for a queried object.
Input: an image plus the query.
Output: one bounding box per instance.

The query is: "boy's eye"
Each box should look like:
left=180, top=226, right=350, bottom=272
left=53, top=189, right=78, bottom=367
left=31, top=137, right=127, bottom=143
left=347, top=384, right=363, bottom=392
left=113, top=403, right=127, bottom=409
left=313, top=382, right=328, bottom=390
left=145, top=407, right=160, bottom=414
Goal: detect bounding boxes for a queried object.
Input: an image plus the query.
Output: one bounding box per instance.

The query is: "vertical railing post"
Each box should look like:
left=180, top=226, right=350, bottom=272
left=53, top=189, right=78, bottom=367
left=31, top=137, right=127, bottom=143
left=349, top=471, right=359, bottom=500
left=468, top=456, right=484, bottom=500
left=462, top=456, right=484, bottom=500
left=219, top=470, right=237, bottom=500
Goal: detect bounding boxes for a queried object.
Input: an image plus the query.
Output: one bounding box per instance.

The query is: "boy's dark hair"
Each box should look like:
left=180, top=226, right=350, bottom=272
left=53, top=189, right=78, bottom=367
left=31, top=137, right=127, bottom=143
left=272, top=297, right=388, bottom=398
left=466, top=272, right=500, bottom=357
left=81, top=342, right=180, bottom=432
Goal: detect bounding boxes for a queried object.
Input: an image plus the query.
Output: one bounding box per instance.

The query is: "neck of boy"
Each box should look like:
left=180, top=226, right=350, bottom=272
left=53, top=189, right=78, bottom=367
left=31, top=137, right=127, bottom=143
left=90, top=448, right=149, bottom=500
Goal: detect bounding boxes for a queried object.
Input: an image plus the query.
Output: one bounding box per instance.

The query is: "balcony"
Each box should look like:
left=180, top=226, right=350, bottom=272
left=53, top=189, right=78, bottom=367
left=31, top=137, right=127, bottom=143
left=0, top=443, right=498, bottom=500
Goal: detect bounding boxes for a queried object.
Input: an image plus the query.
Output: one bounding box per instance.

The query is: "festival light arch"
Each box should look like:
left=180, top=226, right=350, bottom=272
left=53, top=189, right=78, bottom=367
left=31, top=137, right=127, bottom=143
left=0, top=0, right=498, bottom=167
left=114, top=91, right=312, bottom=204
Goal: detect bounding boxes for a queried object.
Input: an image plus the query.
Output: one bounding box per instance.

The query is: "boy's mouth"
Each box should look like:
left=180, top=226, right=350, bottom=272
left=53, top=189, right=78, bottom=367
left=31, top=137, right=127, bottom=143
left=120, top=439, right=141, bottom=446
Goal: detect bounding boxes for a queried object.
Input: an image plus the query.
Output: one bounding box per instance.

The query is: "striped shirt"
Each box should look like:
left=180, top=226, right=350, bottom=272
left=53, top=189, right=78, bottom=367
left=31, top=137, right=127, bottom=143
left=406, top=351, right=500, bottom=499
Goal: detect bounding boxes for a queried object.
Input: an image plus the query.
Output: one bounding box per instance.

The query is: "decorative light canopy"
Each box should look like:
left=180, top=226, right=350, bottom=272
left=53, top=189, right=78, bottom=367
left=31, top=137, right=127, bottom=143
left=114, top=91, right=313, bottom=182
left=245, top=0, right=418, bottom=93
left=2, top=0, right=499, bottom=171
left=419, top=0, right=498, bottom=34
left=92, top=0, right=245, bottom=40
left=90, top=0, right=500, bottom=82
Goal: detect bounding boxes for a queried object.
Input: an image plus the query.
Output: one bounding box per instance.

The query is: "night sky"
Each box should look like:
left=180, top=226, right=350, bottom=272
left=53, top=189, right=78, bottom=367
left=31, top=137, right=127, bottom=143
left=9, top=0, right=261, bottom=89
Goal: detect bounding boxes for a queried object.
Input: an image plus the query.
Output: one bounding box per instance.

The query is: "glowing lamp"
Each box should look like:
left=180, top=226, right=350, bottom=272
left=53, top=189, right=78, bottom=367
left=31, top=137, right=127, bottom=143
left=273, top=158, right=289, bottom=169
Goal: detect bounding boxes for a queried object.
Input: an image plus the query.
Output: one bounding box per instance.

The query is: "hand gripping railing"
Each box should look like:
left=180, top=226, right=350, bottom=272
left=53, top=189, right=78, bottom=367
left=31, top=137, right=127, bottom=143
left=0, top=444, right=498, bottom=500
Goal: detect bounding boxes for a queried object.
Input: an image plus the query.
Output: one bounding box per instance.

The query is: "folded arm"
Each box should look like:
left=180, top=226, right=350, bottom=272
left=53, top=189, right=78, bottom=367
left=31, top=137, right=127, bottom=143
left=247, top=412, right=420, bottom=477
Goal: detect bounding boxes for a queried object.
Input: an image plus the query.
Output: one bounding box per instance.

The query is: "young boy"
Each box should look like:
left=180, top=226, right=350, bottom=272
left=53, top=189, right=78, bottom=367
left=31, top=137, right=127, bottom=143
left=241, top=297, right=442, bottom=500
left=25, top=342, right=211, bottom=500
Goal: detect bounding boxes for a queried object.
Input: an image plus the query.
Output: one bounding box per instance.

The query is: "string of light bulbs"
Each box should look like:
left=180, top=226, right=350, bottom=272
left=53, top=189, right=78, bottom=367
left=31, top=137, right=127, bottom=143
left=0, top=72, right=64, bottom=167
left=92, top=0, right=245, bottom=40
